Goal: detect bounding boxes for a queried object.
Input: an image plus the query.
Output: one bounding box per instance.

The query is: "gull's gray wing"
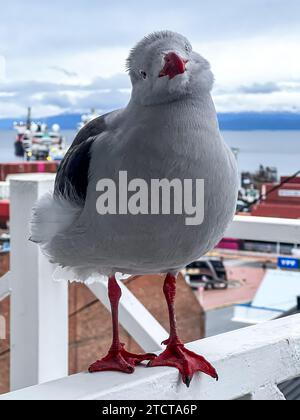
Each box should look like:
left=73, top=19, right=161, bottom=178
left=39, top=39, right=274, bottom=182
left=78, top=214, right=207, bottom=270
left=54, top=112, right=112, bottom=204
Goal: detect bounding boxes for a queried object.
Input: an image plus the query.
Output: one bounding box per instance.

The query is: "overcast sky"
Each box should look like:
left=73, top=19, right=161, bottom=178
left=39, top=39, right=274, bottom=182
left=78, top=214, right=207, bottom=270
left=0, top=0, right=299, bottom=118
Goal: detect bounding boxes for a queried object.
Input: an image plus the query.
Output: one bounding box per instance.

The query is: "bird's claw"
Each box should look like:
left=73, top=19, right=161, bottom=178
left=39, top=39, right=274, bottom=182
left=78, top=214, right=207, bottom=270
left=183, top=375, right=192, bottom=388
left=148, top=340, right=218, bottom=387
left=89, top=344, right=156, bottom=374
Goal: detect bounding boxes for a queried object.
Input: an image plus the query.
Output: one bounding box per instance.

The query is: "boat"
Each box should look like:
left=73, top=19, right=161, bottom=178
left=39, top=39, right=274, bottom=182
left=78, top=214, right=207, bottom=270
left=13, top=108, right=69, bottom=161
left=239, top=165, right=278, bottom=211
left=242, top=165, right=278, bottom=190
left=28, top=125, right=68, bottom=161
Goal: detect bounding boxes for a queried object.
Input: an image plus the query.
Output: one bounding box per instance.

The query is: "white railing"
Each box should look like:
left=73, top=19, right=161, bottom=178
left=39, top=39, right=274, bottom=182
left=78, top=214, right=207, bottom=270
left=1, top=314, right=300, bottom=400
left=0, top=175, right=300, bottom=398
left=226, top=214, right=300, bottom=244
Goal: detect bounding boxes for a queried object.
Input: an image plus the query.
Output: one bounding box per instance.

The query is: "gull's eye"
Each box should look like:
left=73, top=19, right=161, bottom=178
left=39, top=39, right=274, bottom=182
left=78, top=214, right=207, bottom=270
left=139, top=70, right=147, bottom=80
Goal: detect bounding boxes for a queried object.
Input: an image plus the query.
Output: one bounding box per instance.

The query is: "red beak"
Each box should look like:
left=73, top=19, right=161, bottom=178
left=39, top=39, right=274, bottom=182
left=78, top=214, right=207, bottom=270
left=159, top=52, right=188, bottom=80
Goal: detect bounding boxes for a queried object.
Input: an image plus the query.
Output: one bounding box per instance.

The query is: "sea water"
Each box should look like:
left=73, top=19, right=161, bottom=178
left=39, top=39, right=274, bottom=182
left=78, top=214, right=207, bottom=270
left=0, top=130, right=299, bottom=177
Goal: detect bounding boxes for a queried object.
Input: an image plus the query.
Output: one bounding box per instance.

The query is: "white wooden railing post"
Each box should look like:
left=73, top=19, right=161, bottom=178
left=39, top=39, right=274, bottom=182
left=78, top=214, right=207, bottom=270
left=9, top=174, right=68, bottom=391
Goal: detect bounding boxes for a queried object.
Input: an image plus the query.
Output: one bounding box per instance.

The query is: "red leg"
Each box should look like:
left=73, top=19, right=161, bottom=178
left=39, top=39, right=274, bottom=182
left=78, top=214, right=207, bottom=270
left=148, top=273, right=218, bottom=387
left=89, top=275, right=156, bottom=374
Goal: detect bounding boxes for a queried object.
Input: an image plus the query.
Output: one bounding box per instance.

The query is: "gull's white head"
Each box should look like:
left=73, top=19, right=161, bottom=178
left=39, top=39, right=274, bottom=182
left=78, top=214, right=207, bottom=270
left=127, top=30, right=214, bottom=106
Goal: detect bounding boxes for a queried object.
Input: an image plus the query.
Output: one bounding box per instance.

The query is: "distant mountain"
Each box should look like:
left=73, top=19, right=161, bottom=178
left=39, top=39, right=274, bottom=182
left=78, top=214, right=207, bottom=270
left=43, top=113, right=82, bottom=130
left=1, top=112, right=300, bottom=131
left=218, top=112, right=300, bottom=131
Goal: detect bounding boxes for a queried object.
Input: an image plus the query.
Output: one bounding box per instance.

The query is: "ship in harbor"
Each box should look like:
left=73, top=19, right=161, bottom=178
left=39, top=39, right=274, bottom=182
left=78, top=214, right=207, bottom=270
left=233, top=165, right=278, bottom=212
left=13, top=107, right=68, bottom=161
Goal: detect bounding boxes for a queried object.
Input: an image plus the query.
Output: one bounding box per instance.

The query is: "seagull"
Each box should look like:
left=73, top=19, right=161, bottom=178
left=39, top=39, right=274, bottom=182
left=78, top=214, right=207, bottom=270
left=30, top=30, right=239, bottom=387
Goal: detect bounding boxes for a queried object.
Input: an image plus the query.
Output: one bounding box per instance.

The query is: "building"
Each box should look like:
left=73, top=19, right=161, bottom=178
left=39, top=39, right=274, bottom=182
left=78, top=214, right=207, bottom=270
left=252, top=176, right=300, bottom=219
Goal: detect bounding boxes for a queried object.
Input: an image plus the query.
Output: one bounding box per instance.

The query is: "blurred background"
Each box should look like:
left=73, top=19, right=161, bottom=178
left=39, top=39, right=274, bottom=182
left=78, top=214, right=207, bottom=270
left=0, top=0, right=300, bottom=399
left=0, top=0, right=300, bottom=171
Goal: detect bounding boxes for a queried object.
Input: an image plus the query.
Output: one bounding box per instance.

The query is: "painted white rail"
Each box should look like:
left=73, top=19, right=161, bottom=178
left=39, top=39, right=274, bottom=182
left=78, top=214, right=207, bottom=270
left=1, top=315, right=300, bottom=400
left=226, top=215, right=300, bottom=245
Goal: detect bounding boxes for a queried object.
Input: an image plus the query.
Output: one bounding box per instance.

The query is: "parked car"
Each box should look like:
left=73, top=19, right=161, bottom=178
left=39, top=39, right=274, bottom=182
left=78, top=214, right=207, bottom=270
left=185, top=257, right=228, bottom=290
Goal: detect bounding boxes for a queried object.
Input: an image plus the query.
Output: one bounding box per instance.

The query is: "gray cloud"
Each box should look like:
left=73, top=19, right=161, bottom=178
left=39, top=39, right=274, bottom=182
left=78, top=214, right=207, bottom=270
left=0, top=74, right=297, bottom=117
left=38, top=89, right=130, bottom=111
left=0, top=74, right=131, bottom=115
left=1, top=0, right=299, bottom=59
left=0, top=74, right=130, bottom=95
left=88, top=75, right=130, bottom=91
left=38, top=92, right=75, bottom=109
left=239, top=82, right=282, bottom=94
left=1, top=1, right=300, bottom=116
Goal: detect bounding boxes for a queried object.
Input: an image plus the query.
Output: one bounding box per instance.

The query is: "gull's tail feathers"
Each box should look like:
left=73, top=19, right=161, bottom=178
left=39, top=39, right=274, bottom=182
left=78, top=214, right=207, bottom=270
left=30, top=194, right=131, bottom=284
left=30, top=191, right=82, bottom=250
